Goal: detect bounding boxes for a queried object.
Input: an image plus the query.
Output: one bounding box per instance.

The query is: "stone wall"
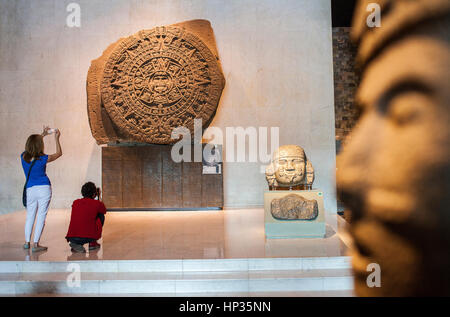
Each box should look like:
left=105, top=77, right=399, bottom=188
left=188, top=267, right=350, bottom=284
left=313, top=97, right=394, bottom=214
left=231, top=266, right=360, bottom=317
left=0, top=0, right=336, bottom=215
left=332, top=27, right=360, bottom=147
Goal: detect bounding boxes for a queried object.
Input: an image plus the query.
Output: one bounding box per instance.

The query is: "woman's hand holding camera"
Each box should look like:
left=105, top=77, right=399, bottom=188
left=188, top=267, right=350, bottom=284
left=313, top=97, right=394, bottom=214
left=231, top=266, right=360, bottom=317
left=46, top=126, right=62, bottom=163
left=41, top=125, right=61, bottom=139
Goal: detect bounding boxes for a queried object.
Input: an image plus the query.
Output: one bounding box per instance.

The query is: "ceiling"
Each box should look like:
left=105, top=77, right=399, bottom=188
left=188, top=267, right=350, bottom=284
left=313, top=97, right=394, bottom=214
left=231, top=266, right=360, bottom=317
left=331, top=0, right=357, bottom=27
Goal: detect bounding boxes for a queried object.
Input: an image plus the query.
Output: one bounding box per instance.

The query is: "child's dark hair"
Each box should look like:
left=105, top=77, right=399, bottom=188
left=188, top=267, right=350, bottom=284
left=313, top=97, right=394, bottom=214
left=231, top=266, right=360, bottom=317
left=81, top=182, right=97, bottom=199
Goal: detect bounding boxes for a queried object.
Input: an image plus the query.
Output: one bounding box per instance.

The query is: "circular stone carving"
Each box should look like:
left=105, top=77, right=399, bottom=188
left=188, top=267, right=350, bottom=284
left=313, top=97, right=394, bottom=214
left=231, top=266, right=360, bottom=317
left=100, top=26, right=225, bottom=144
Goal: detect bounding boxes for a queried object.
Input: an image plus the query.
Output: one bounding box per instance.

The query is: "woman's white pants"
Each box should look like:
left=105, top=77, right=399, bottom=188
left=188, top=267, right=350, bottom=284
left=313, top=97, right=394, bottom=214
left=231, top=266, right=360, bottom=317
left=25, top=185, right=52, bottom=243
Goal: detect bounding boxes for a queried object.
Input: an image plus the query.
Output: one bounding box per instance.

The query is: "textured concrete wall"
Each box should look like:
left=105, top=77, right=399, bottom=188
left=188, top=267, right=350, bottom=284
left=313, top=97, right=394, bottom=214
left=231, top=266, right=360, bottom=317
left=0, top=0, right=336, bottom=214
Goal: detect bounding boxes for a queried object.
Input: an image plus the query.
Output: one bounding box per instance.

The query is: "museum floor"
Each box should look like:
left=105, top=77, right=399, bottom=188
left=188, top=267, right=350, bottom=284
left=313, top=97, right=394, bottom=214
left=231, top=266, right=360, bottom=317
left=0, top=208, right=348, bottom=261
left=0, top=209, right=354, bottom=296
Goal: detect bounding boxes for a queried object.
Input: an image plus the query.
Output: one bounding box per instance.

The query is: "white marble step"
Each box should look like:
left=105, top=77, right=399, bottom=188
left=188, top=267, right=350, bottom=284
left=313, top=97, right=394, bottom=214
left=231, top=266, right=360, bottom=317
left=0, top=269, right=353, bottom=295
left=6, top=290, right=354, bottom=297
left=0, top=256, right=351, bottom=273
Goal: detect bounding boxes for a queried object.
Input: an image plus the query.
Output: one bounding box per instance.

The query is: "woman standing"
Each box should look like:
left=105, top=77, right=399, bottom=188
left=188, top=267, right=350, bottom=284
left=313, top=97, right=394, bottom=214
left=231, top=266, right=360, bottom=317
left=21, top=126, right=62, bottom=252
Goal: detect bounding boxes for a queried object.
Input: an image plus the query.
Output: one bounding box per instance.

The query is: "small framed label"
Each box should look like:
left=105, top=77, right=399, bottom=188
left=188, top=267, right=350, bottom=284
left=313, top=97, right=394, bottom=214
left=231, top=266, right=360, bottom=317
left=202, top=144, right=222, bottom=174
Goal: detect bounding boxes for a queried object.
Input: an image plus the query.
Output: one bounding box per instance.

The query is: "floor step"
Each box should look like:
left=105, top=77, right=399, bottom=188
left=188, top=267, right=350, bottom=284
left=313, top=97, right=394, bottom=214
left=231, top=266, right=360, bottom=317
left=0, top=257, right=353, bottom=296
left=0, top=257, right=351, bottom=273
left=5, top=290, right=354, bottom=297
left=0, top=268, right=353, bottom=295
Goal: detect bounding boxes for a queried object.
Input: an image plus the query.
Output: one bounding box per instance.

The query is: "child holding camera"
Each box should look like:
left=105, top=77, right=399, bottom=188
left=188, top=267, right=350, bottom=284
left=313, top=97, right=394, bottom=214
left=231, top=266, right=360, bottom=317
left=65, top=182, right=106, bottom=253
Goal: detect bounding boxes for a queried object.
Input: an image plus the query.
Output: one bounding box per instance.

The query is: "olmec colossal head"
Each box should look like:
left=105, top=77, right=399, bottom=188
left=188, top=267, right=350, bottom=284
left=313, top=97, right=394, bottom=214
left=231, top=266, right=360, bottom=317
left=337, top=0, right=450, bottom=296
left=266, top=145, right=314, bottom=188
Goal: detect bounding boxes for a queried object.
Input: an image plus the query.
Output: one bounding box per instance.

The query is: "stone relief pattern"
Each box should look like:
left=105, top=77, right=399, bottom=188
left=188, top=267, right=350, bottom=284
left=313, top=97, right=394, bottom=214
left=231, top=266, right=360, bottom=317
left=271, top=194, right=319, bottom=220
left=332, top=27, right=360, bottom=141
left=87, top=41, right=125, bottom=144
left=100, top=26, right=225, bottom=144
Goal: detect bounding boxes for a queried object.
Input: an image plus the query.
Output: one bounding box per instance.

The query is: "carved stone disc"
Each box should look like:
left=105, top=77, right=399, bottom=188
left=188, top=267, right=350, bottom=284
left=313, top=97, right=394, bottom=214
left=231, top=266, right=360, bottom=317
left=100, top=26, right=225, bottom=144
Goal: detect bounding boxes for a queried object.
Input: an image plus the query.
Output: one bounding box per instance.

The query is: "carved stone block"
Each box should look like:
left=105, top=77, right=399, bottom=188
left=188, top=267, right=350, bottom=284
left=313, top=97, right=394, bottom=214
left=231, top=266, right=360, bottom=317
left=264, top=190, right=325, bottom=239
left=87, top=20, right=225, bottom=145
left=270, top=194, right=319, bottom=220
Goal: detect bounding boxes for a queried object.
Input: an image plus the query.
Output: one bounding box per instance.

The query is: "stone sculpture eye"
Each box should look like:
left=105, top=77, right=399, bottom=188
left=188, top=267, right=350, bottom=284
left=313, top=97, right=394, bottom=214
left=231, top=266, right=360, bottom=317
left=386, top=91, right=428, bottom=126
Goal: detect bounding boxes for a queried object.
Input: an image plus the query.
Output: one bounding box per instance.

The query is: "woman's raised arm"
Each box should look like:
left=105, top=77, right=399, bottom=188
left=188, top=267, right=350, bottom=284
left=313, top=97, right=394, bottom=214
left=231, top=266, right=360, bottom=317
left=47, top=129, right=62, bottom=163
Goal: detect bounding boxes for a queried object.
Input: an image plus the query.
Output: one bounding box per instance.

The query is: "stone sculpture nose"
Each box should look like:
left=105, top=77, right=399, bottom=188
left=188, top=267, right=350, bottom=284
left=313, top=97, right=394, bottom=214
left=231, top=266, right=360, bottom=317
left=286, top=161, right=295, bottom=170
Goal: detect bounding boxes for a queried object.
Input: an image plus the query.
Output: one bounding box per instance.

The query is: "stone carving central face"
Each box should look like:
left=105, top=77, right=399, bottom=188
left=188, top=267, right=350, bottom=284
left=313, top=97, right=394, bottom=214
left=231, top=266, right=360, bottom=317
left=266, top=145, right=314, bottom=188
left=98, top=25, right=225, bottom=144
left=137, top=58, right=186, bottom=109
left=274, top=153, right=306, bottom=186
left=148, top=71, right=174, bottom=96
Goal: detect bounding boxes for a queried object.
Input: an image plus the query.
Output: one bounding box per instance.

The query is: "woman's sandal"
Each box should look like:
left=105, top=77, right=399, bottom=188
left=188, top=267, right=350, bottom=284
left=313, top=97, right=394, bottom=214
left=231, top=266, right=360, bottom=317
left=23, top=243, right=30, bottom=250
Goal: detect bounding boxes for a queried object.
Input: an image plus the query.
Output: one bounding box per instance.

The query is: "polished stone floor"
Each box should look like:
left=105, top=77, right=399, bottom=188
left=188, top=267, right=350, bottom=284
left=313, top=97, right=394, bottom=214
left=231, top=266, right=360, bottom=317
left=0, top=208, right=348, bottom=262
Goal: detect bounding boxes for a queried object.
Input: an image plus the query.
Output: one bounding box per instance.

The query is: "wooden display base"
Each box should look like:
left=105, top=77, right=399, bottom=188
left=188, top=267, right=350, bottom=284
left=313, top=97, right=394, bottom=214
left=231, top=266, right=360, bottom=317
left=102, top=145, right=223, bottom=210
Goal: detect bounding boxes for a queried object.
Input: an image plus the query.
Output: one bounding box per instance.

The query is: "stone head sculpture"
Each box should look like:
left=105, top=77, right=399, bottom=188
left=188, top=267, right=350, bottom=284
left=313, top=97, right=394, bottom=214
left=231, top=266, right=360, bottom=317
left=266, top=145, right=314, bottom=189
left=337, top=0, right=450, bottom=296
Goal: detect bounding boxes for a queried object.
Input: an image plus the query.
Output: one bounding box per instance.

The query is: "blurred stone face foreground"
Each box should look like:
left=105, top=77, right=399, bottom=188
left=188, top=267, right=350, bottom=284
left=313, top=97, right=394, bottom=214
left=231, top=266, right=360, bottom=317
left=336, top=0, right=450, bottom=296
